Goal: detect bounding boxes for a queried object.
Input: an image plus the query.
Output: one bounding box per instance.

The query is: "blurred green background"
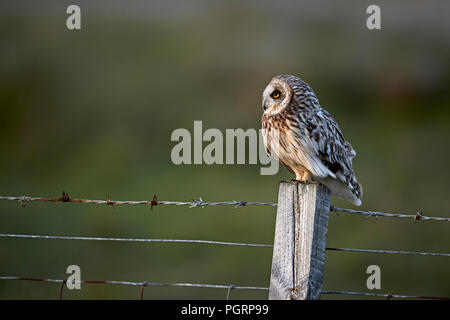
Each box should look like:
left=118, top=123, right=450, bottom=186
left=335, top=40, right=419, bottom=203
left=0, top=0, right=449, bottom=299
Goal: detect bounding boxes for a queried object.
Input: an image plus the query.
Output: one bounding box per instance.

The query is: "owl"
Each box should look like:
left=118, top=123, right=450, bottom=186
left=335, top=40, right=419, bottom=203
left=261, top=75, right=362, bottom=206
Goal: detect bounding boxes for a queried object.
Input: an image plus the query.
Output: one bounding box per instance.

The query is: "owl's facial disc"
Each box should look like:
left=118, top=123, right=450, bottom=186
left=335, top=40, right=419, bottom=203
left=262, top=79, right=292, bottom=115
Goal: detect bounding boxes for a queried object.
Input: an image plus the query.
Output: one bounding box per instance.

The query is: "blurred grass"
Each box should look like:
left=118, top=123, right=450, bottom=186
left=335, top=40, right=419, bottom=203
left=0, top=2, right=449, bottom=299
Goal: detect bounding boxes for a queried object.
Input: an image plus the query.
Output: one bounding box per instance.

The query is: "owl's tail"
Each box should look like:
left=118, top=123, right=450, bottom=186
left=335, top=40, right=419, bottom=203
left=321, top=176, right=362, bottom=206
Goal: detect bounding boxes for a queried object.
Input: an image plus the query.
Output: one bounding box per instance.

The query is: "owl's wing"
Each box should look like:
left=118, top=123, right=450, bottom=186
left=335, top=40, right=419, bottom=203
left=304, top=108, right=363, bottom=204
left=305, top=109, right=356, bottom=179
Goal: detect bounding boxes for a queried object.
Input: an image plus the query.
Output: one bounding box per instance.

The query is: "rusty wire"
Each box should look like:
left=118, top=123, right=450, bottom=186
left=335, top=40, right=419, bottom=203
left=0, top=193, right=276, bottom=210
left=1, top=192, right=448, bottom=221
left=1, top=276, right=448, bottom=300
left=1, top=191, right=449, bottom=300
left=0, top=276, right=268, bottom=300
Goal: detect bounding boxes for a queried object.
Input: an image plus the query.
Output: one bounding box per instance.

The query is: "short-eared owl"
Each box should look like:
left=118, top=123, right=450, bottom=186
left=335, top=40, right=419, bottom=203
left=261, top=75, right=362, bottom=206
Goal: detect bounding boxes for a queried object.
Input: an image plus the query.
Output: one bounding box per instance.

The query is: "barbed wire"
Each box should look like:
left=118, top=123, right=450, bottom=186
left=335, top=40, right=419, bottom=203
left=325, top=247, right=450, bottom=257
left=0, top=276, right=268, bottom=300
left=0, top=192, right=448, bottom=222
left=1, top=192, right=449, bottom=300
left=330, top=206, right=450, bottom=222
left=1, top=276, right=448, bottom=300
left=0, top=194, right=276, bottom=210
left=321, top=290, right=450, bottom=300
left=1, top=233, right=448, bottom=257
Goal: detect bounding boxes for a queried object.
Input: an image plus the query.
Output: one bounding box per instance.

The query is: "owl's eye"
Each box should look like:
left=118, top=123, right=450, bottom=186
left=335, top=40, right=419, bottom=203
left=271, top=89, right=281, bottom=99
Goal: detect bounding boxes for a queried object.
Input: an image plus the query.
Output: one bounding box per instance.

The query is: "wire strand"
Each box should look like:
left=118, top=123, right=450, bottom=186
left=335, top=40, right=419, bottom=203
left=1, top=193, right=448, bottom=221
left=330, top=206, right=450, bottom=222
left=0, top=195, right=276, bottom=209
left=0, top=233, right=272, bottom=248
left=0, top=276, right=267, bottom=291
left=1, top=233, right=448, bottom=257
left=321, top=290, right=450, bottom=300
left=1, top=276, right=448, bottom=300
left=325, top=247, right=450, bottom=257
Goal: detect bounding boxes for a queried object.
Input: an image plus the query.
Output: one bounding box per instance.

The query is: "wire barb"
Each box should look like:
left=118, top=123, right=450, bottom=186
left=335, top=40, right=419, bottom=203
left=18, top=196, right=30, bottom=207
left=150, top=195, right=157, bottom=210
left=59, top=191, right=71, bottom=203
left=190, top=198, right=205, bottom=208
left=106, top=195, right=115, bottom=208
left=226, top=285, right=235, bottom=300
left=415, top=211, right=423, bottom=221
left=234, top=201, right=247, bottom=209
left=59, top=278, right=67, bottom=300
left=140, top=281, right=149, bottom=300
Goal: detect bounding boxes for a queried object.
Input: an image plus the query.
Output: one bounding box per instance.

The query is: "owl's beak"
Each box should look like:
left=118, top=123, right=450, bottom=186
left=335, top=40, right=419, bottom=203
left=262, top=97, right=268, bottom=111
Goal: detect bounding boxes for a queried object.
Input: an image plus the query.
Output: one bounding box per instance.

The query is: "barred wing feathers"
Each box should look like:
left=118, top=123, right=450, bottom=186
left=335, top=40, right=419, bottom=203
left=305, top=109, right=363, bottom=204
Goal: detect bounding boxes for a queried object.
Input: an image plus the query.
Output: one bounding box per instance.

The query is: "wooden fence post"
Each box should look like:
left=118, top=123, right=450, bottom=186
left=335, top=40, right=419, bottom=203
left=269, top=181, right=331, bottom=300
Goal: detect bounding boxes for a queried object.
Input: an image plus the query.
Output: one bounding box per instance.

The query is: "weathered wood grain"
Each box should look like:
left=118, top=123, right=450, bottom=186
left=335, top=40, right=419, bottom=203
left=269, top=182, right=330, bottom=300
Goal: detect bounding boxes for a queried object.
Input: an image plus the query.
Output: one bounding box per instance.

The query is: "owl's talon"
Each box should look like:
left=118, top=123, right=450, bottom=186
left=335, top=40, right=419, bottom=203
left=297, top=171, right=315, bottom=184
left=286, top=179, right=318, bottom=185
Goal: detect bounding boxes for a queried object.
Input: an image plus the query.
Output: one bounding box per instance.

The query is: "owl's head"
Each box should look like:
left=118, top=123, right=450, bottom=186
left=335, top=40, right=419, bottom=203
left=262, top=75, right=315, bottom=115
